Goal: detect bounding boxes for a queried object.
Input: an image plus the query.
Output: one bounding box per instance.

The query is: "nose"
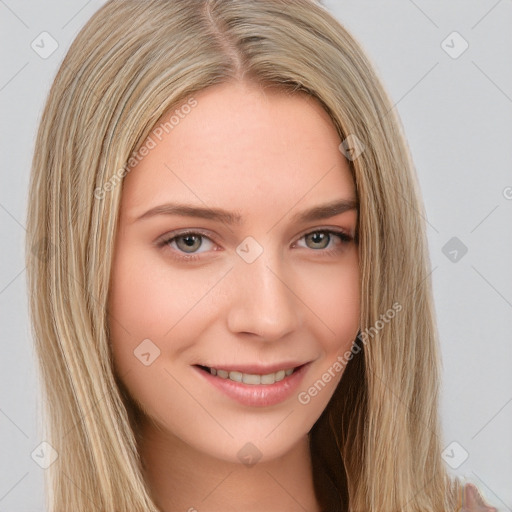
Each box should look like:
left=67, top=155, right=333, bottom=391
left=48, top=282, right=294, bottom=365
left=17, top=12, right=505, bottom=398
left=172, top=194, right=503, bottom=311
left=225, top=248, right=301, bottom=341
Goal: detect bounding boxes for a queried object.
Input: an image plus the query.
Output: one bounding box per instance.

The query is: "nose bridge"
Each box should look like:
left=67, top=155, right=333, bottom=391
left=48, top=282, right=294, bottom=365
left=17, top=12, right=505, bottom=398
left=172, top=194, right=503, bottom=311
left=225, top=240, right=300, bottom=340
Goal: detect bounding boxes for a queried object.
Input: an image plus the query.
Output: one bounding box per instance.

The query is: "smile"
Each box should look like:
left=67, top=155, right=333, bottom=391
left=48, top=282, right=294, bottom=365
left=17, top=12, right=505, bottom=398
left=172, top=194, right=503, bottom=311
left=197, top=365, right=296, bottom=385
left=193, top=362, right=311, bottom=407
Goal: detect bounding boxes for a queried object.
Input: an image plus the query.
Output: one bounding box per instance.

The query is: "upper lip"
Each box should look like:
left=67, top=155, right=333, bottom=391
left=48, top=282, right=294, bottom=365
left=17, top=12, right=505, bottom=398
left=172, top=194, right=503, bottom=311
left=195, top=361, right=310, bottom=375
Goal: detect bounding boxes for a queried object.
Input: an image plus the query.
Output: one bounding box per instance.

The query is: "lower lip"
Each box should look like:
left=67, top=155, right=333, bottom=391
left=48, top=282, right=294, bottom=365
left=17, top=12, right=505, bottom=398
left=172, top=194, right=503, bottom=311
left=193, top=363, right=311, bottom=407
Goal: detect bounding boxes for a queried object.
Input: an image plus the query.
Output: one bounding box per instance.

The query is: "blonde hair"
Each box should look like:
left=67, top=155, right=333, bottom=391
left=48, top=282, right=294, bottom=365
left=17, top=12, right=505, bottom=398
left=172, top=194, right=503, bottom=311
left=26, top=0, right=464, bottom=510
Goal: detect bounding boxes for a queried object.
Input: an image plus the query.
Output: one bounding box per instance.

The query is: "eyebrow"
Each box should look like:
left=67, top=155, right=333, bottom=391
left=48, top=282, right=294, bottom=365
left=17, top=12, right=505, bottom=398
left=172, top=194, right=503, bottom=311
left=134, top=198, right=358, bottom=225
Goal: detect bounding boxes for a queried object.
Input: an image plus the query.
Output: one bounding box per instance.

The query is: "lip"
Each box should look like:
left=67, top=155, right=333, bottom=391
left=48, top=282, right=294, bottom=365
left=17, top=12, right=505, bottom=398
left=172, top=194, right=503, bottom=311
left=193, top=362, right=311, bottom=407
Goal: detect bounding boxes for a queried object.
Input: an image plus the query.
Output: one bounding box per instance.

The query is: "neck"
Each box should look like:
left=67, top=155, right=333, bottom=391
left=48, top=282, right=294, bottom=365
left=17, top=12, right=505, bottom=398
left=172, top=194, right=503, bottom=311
left=139, top=419, right=322, bottom=512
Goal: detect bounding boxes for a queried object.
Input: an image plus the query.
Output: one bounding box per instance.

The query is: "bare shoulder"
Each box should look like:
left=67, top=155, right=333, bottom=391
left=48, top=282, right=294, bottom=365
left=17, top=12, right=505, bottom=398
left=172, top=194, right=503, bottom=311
left=461, top=483, right=498, bottom=511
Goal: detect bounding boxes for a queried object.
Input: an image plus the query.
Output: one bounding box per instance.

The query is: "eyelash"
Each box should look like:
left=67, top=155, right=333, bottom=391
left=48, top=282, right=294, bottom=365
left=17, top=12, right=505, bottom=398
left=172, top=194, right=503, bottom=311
left=157, top=228, right=354, bottom=263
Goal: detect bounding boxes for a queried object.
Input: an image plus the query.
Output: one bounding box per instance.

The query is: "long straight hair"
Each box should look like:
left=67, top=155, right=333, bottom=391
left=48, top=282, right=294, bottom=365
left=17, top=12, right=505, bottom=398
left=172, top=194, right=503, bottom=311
left=26, top=0, right=463, bottom=510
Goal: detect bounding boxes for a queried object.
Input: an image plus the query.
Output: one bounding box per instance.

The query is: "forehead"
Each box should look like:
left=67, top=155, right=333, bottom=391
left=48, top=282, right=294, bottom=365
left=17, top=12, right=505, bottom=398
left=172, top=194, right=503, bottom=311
left=121, top=81, right=356, bottom=222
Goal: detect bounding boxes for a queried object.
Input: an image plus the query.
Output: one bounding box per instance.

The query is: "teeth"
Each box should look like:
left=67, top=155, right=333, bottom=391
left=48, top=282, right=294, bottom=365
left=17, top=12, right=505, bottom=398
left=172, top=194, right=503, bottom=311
left=274, top=369, right=285, bottom=381
left=208, top=366, right=296, bottom=385
left=229, top=371, right=243, bottom=383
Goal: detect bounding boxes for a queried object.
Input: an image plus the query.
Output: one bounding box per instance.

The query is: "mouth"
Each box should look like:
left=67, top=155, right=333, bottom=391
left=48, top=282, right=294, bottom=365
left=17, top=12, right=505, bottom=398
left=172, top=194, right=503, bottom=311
left=193, top=361, right=311, bottom=407
left=194, top=363, right=307, bottom=385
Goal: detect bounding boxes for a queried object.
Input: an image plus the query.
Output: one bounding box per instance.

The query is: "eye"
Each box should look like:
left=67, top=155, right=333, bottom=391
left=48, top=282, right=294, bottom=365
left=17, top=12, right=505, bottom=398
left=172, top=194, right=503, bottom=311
left=157, top=230, right=217, bottom=261
left=157, top=228, right=354, bottom=263
left=294, top=229, right=353, bottom=253
left=172, top=233, right=213, bottom=253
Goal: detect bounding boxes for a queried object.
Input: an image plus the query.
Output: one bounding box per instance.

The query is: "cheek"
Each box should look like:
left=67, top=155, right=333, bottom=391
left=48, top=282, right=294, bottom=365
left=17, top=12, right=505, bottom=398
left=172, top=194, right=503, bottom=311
left=107, top=245, right=225, bottom=379
left=107, top=249, right=198, bottom=419
left=296, top=253, right=360, bottom=352
left=108, top=247, right=175, bottom=375
left=294, top=258, right=360, bottom=410
left=109, top=246, right=206, bottom=338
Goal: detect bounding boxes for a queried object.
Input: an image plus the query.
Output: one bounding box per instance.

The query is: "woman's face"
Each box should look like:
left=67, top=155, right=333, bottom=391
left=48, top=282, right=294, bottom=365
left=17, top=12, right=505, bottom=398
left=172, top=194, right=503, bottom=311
left=108, top=81, right=360, bottom=464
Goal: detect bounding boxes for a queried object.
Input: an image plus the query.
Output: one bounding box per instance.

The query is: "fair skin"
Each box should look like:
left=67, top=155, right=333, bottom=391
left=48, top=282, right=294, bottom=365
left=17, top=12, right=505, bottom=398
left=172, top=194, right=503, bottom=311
left=108, top=81, right=360, bottom=512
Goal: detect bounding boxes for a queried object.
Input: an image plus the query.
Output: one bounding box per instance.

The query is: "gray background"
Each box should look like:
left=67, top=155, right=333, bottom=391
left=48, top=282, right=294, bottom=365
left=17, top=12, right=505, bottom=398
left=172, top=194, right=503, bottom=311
left=1, top=0, right=511, bottom=510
